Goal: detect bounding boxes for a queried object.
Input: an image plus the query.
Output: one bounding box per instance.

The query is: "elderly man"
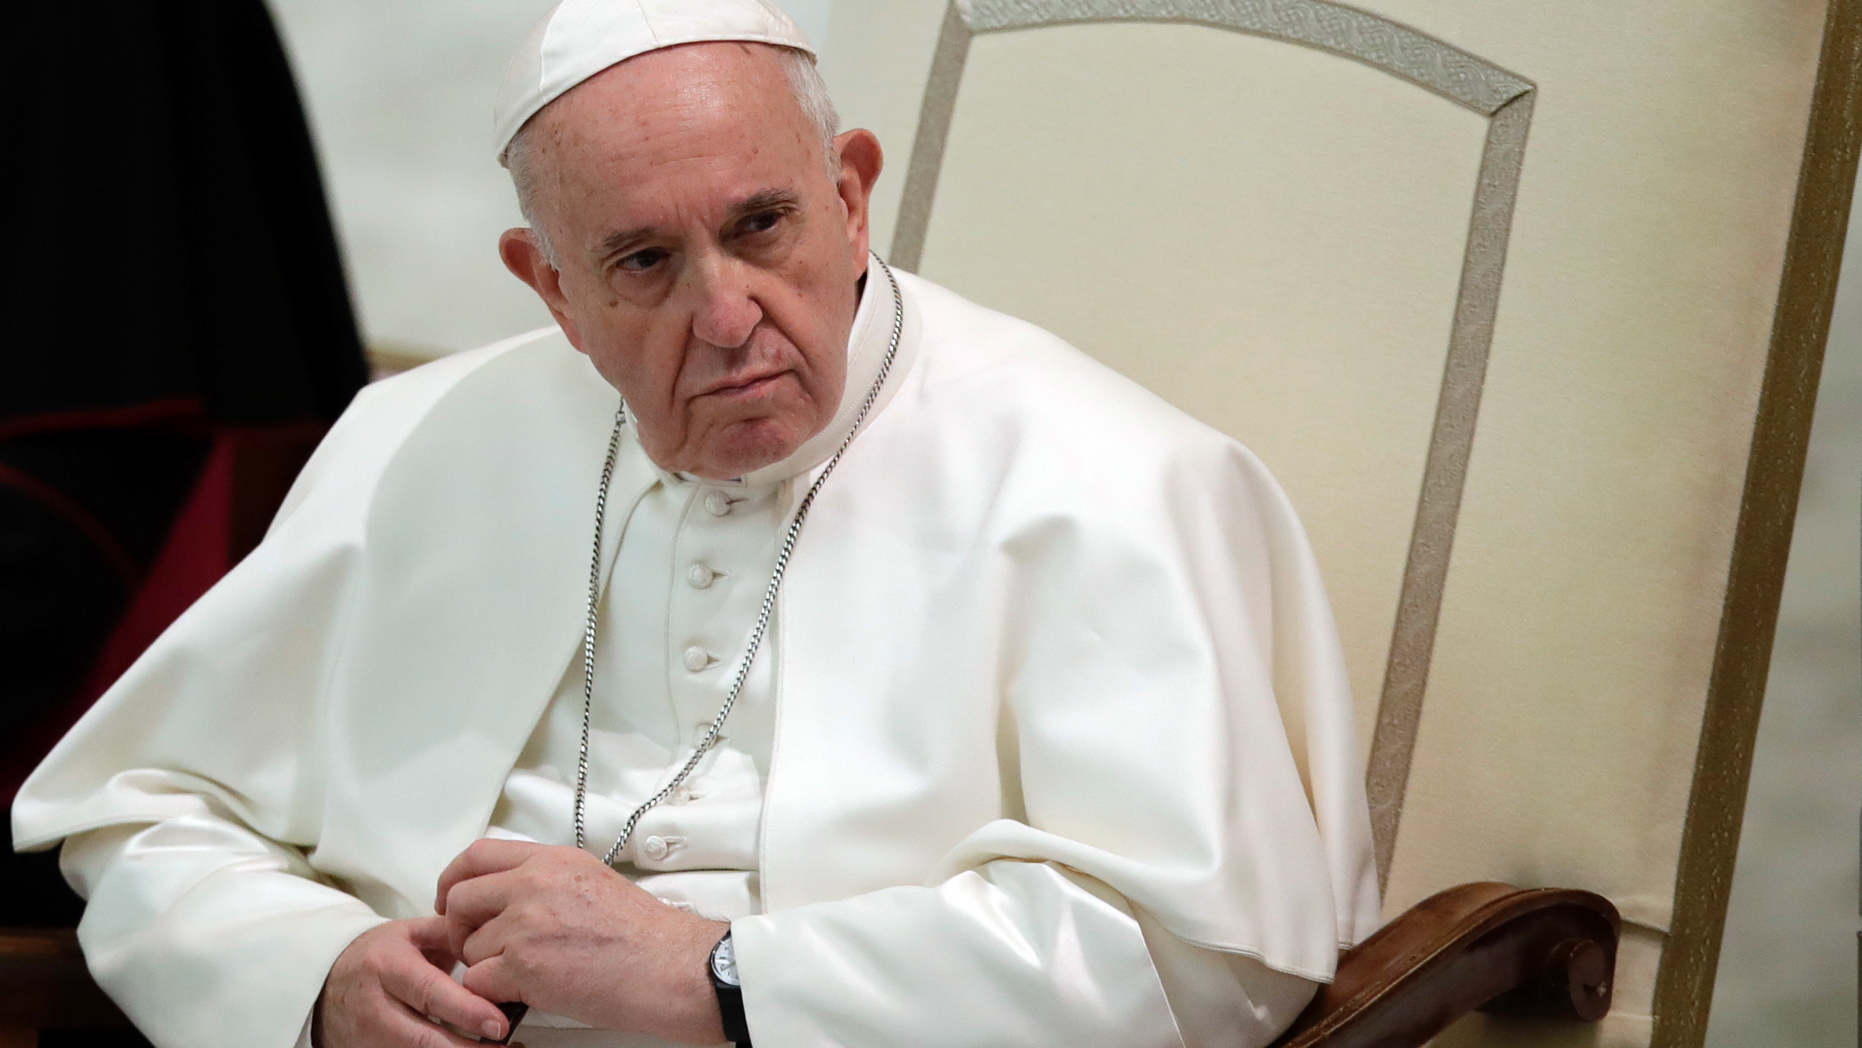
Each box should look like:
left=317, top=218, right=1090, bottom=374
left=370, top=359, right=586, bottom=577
left=14, top=1, right=1379, bottom=1047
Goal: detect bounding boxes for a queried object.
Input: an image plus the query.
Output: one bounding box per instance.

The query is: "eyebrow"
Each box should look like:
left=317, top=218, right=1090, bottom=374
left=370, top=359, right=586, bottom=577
left=594, top=188, right=803, bottom=269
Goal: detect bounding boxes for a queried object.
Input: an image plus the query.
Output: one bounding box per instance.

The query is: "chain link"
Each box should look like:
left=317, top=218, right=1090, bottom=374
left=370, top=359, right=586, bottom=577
left=572, top=405, right=628, bottom=852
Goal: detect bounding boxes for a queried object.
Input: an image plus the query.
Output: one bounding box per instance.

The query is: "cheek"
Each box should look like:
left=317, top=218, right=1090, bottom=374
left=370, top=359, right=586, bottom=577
left=798, top=294, right=857, bottom=400
left=577, top=312, right=685, bottom=405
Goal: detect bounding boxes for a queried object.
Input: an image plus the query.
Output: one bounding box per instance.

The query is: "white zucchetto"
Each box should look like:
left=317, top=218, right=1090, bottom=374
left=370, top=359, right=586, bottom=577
left=494, top=0, right=815, bottom=162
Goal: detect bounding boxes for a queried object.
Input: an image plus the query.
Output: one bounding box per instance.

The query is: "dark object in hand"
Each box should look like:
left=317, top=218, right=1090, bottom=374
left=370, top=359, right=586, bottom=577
left=485, top=1002, right=527, bottom=1045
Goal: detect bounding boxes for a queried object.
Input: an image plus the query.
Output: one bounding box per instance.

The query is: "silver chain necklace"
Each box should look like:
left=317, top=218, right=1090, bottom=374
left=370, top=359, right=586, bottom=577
left=573, top=260, right=904, bottom=868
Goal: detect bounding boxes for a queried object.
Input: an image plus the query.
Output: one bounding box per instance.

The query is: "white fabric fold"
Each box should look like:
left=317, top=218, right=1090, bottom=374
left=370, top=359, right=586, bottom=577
left=734, top=859, right=1316, bottom=1048
left=61, top=813, right=387, bottom=1048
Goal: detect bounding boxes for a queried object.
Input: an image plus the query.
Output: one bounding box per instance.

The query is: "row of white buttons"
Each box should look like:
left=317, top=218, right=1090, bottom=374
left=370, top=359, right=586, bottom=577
left=686, top=493, right=727, bottom=680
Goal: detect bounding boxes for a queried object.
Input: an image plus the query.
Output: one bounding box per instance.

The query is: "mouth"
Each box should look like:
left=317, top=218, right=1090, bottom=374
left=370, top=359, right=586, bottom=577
left=702, top=370, right=792, bottom=400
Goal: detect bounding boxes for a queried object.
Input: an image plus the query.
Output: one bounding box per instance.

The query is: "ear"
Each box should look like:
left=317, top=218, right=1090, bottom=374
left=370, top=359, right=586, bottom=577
left=500, top=227, right=587, bottom=351
left=832, top=129, right=883, bottom=264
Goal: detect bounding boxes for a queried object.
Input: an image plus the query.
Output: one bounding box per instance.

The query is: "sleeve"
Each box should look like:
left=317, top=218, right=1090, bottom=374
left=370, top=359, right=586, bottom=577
left=732, top=859, right=1316, bottom=1048
left=12, top=371, right=456, bottom=1048
left=13, top=473, right=378, bottom=1048
left=57, top=798, right=389, bottom=1048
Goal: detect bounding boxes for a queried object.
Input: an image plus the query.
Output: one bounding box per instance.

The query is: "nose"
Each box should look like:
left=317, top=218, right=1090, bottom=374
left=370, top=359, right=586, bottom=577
left=689, top=258, right=763, bottom=349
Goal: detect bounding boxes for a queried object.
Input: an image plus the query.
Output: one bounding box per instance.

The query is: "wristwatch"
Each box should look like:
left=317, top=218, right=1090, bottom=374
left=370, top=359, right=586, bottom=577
left=708, top=930, right=752, bottom=1047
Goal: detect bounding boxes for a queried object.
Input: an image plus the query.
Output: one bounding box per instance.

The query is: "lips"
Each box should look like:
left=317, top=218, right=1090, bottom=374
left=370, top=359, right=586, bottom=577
left=703, top=370, right=792, bottom=399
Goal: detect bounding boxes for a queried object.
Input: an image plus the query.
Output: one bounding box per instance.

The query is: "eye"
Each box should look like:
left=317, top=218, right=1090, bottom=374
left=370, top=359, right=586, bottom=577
left=619, top=247, right=669, bottom=272
left=740, top=210, right=784, bottom=236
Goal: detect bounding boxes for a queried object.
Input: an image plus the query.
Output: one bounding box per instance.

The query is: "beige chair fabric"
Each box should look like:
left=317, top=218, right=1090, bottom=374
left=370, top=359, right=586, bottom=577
left=817, top=2, right=1856, bottom=1045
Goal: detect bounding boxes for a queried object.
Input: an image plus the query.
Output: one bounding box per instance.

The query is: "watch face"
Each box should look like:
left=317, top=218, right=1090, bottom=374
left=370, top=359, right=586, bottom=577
left=711, top=934, right=740, bottom=986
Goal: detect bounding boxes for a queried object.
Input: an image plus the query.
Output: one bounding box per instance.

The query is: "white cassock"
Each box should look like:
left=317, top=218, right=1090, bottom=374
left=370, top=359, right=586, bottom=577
left=14, top=258, right=1381, bottom=1048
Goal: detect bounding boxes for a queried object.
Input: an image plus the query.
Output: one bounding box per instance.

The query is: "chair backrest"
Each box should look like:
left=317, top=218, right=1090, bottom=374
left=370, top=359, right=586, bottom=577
left=817, top=2, right=1862, bottom=1044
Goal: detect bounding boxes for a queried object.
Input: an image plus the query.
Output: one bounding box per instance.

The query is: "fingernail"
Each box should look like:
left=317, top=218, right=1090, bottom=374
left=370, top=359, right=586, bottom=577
left=482, top=1020, right=503, bottom=1039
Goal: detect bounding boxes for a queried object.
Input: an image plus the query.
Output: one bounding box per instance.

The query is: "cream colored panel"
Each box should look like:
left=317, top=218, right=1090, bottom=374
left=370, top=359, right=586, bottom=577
left=817, top=0, right=948, bottom=257
left=1371, top=0, right=1819, bottom=903
left=916, top=22, right=1489, bottom=752
left=1356, top=0, right=1827, bottom=1042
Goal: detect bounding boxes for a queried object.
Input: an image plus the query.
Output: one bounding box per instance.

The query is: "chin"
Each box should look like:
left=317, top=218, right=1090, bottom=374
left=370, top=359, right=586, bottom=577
left=704, top=421, right=810, bottom=477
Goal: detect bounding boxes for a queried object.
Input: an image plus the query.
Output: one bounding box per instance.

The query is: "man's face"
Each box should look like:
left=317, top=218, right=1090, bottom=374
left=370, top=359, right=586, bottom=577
left=501, top=43, right=882, bottom=479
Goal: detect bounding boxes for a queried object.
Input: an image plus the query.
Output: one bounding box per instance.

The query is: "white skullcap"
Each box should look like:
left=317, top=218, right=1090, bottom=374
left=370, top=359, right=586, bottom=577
left=494, top=0, right=815, bottom=163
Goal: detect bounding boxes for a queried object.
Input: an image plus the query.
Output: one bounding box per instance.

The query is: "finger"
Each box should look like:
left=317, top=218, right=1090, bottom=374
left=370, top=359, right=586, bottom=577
left=444, top=913, right=476, bottom=967
left=378, top=946, right=513, bottom=1042
left=409, top=912, right=487, bottom=981
left=457, top=912, right=515, bottom=968
left=405, top=914, right=465, bottom=971
left=435, top=839, right=548, bottom=913
left=460, top=954, right=523, bottom=1007
left=443, top=868, right=525, bottom=931
left=374, top=992, right=492, bottom=1048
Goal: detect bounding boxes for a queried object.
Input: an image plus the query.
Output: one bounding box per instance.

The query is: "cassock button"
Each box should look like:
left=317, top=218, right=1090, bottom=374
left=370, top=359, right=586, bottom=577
left=687, top=563, right=717, bottom=589
left=641, top=836, right=670, bottom=861
left=703, top=491, right=733, bottom=517
left=682, top=646, right=712, bottom=672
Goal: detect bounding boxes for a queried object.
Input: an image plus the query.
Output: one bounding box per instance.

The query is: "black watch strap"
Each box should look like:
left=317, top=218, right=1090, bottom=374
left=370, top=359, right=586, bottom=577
left=709, top=932, right=752, bottom=1047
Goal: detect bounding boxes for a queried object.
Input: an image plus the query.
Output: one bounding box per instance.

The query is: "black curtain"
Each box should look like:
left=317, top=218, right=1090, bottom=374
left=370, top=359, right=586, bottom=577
left=0, top=0, right=368, bottom=963
left=2, top=0, right=366, bottom=422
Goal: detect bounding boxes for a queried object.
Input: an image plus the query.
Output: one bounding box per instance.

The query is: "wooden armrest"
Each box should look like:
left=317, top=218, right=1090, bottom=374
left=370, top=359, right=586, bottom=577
left=0, top=927, right=129, bottom=1029
left=1272, top=882, right=1620, bottom=1048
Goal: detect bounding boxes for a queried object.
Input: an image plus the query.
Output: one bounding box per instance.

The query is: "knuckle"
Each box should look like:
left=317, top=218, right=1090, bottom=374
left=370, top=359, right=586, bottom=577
left=414, top=975, right=442, bottom=1016
left=363, top=943, right=399, bottom=978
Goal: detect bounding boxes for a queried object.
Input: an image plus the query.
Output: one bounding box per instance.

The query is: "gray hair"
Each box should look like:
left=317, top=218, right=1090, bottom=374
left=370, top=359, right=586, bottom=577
left=506, top=45, right=840, bottom=267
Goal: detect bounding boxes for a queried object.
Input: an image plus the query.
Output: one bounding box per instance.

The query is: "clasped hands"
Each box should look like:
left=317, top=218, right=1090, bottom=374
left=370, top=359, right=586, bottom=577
left=317, top=840, right=730, bottom=1048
